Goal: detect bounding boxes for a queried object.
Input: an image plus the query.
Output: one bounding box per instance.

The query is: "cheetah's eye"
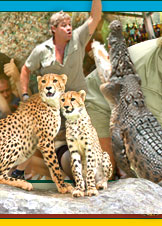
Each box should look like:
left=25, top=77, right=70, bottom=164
left=42, top=80, right=46, bottom=83
left=53, top=79, right=57, bottom=83
left=61, top=98, right=65, bottom=102
left=71, top=98, right=75, bottom=101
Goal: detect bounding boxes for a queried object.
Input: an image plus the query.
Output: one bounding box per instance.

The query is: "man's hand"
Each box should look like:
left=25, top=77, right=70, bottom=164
left=22, top=93, right=30, bottom=101
left=4, top=59, right=20, bottom=82
left=88, top=0, right=102, bottom=35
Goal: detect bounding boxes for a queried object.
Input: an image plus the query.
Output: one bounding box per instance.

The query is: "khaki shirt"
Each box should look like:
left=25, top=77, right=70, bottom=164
left=128, top=38, right=162, bottom=126
left=25, top=21, right=91, bottom=93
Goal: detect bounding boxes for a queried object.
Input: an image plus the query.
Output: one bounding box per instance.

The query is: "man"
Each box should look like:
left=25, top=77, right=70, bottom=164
left=0, top=63, right=20, bottom=118
left=0, top=77, right=12, bottom=118
left=20, top=0, right=102, bottom=100
left=0, top=52, right=21, bottom=109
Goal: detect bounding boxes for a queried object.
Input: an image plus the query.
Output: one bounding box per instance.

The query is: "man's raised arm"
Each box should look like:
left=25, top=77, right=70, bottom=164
left=20, top=65, right=31, bottom=100
left=88, top=0, right=102, bottom=35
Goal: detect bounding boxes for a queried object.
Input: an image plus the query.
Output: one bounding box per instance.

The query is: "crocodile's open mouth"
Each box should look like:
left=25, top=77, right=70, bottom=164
left=46, top=91, right=55, bottom=97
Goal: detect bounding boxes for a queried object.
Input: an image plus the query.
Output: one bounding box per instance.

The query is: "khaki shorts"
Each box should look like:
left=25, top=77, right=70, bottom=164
left=85, top=102, right=111, bottom=138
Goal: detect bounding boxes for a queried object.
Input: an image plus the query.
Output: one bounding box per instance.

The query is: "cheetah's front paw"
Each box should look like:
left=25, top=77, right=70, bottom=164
left=72, top=189, right=84, bottom=197
left=57, top=185, right=69, bottom=194
left=65, top=182, right=74, bottom=193
left=96, top=180, right=107, bottom=190
left=57, top=183, right=74, bottom=194
left=21, top=181, right=33, bottom=191
left=86, top=188, right=98, bottom=196
left=158, top=181, right=162, bottom=187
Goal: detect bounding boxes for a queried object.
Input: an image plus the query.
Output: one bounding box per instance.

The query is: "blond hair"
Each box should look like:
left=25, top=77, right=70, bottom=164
left=50, top=11, right=71, bottom=28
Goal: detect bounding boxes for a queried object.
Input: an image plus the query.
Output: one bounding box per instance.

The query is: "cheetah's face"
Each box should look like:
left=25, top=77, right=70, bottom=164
left=60, top=90, right=86, bottom=119
left=37, top=73, right=67, bottom=107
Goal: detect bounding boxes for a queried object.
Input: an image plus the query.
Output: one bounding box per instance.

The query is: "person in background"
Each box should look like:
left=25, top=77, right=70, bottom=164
left=0, top=53, right=21, bottom=118
left=0, top=75, right=18, bottom=118
left=125, top=23, right=130, bottom=33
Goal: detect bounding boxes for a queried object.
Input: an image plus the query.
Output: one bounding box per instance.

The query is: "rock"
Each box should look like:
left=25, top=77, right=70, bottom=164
left=0, top=178, right=162, bottom=214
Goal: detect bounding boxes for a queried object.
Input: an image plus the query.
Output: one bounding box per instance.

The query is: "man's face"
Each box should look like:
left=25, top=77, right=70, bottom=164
left=0, top=79, right=12, bottom=104
left=53, top=19, right=72, bottom=42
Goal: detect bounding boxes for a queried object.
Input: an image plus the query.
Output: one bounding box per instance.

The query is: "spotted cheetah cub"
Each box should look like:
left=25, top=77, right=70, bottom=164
left=0, top=73, right=72, bottom=194
left=61, top=90, right=112, bottom=197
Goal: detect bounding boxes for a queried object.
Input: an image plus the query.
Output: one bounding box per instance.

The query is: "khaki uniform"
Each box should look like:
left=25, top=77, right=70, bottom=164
left=85, top=38, right=162, bottom=138
left=25, top=21, right=92, bottom=93
left=85, top=69, right=111, bottom=137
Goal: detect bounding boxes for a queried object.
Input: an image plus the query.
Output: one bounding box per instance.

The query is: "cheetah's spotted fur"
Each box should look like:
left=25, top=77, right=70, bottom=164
left=61, top=90, right=112, bottom=197
left=0, top=73, right=72, bottom=193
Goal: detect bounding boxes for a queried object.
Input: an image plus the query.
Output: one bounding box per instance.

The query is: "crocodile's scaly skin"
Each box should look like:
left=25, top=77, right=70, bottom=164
left=100, top=20, right=162, bottom=184
left=108, top=20, right=136, bottom=78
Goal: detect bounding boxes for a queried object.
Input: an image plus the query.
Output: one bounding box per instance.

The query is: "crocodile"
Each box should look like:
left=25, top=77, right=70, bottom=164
left=100, top=20, right=162, bottom=184
left=107, top=20, right=136, bottom=79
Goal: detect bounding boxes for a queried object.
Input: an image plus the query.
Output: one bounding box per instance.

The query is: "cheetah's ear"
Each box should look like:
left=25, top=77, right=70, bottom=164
left=37, top=76, right=42, bottom=83
left=61, top=74, right=67, bottom=85
left=79, top=90, right=86, bottom=102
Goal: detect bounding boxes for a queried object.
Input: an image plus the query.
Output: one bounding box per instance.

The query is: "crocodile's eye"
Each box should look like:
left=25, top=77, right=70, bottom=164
left=53, top=79, right=57, bottom=83
left=42, top=79, right=46, bottom=83
left=125, top=94, right=132, bottom=103
left=137, top=91, right=143, bottom=98
left=71, top=98, right=75, bottom=101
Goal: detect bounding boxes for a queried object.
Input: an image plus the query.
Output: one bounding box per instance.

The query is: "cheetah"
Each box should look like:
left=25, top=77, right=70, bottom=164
left=0, top=73, right=72, bottom=194
left=60, top=90, right=112, bottom=197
